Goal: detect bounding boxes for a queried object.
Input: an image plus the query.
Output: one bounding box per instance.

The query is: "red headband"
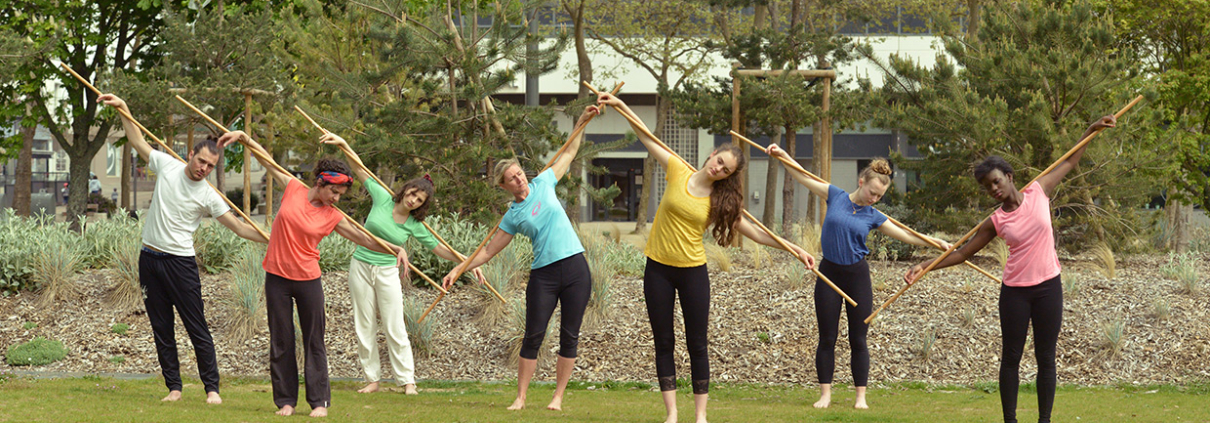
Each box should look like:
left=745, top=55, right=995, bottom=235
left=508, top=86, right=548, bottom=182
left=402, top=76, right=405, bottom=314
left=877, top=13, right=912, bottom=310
left=422, top=173, right=432, bottom=183
left=318, top=171, right=351, bottom=185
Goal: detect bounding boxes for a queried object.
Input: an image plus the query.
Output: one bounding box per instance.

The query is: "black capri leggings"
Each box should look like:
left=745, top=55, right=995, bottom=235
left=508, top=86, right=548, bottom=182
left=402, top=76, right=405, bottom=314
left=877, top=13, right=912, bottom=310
left=814, top=257, right=874, bottom=387
left=999, top=274, right=1063, bottom=423
left=644, top=258, right=711, bottom=395
left=520, top=253, right=592, bottom=360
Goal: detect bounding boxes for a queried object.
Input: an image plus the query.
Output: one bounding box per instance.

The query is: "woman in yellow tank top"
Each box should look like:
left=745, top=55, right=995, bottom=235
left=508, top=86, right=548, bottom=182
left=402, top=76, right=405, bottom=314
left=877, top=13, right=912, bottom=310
left=598, top=93, right=817, bottom=423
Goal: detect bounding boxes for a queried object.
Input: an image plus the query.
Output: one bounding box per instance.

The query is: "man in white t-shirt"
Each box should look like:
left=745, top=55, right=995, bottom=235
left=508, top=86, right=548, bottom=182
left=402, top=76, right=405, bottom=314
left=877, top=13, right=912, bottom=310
left=100, top=94, right=269, bottom=405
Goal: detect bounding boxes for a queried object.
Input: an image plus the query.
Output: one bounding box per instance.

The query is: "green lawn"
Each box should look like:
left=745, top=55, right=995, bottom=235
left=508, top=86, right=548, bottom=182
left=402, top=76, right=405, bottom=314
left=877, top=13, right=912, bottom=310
left=0, top=376, right=1206, bottom=422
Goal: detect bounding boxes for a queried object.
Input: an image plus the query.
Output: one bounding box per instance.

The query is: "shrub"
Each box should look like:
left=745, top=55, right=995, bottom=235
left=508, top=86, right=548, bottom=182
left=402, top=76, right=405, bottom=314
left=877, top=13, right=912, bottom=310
left=80, top=211, right=141, bottom=269
left=959, top=307, right=978, bottom=330
left=102, top=216, right=144, bottom=313
left=780, top=261, right=810, bottom=290
left=110, top=323, right=129, bottom=335
left=912, top=327, right=938, bottom=361
left=987, top=238, right=1009, bottom=268
left=1099, top=319, right=1126, bottom=358
left=316, top=233, right=355, bottom=273
left=22, top=322, right=36, bottom=330
left=193, top=221, right=249, bottom=274
left=704, top=243, right=733, bottom=272
left=792, top=221, right=823, bottom=259
left=1089, top=241, right=1116, bottom=280
left=474, top=257, right=515, bottom=329
left=6, top=337, right=68, bottom=366
left=224, top=188, right=261, bottom=214
left=1161, top=252, right=1201, bottom=294
left=401, top=295, right=434, bottom=354
left=405, top=214, right=503, bottom=289
left=504, top=297, right=555, bottom=367
left=1149, top=299, right=1171, bottom=322
left=33, top=228, right=87, bottom=308
left=579, top=230, right=617, bottom=328
left=1064, top=274, right=1081, bottom=297
left=0, top=210, right=50, bottom=294
left=222, top=245, right=266, bottom=342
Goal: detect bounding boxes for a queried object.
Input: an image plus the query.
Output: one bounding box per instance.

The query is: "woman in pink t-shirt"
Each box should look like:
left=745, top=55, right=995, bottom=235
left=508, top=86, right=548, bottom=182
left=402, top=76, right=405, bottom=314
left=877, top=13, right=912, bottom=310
left=903, top=115, right=1116, bottom=423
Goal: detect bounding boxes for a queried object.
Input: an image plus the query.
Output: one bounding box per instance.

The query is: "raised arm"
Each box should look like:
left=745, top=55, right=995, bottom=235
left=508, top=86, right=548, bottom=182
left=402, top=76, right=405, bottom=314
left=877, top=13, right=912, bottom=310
left=442, top=229, right=513, bottom=289
left=319, top=133, right=371, bottom=183
left=876, top=220, right=952, bottom=250
left=215, top=211, right=270, bottom=244
left=1037, top=115, right=1116, bottom=198
left=596, top=93, right=673, bottom=170
left=904, top=219, right=997, bottom=284
left=97, top=94, right=154, bottom=161
left=735, top=218, right=816, bottom=270
left=550, top=105, right=600, bottom=180
left=218, top=130, right=293, bottom=187
left=766, top=143, right=829, bottom=198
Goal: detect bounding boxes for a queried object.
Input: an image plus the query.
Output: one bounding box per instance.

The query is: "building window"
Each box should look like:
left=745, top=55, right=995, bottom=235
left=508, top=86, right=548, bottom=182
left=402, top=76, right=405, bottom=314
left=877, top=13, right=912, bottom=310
left=651, top=106, right=699, bottom=203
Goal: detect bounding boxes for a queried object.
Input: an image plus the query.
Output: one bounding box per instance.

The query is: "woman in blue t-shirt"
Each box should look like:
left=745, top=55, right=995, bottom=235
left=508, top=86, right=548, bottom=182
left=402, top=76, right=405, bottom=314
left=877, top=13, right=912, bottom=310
left=442, top=106, right=599, bottom=412
left=767, top=145, right=950, bottom=410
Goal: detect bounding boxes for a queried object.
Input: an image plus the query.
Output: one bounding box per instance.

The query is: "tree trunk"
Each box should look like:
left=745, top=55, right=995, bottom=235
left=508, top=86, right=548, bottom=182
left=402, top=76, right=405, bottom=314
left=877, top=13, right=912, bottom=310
left=567, top=0, right=592, bottom=224
left=965, top=0, right=982, bottom=40
left=1166, top=198, right=1191, bottom=253
left=14, top=113, right=34, bottom=217
left=121, top=137, right=132, bottom=210
left=634, top=95, right=670, bottom=232
left=762, top=127, right=783, bottom=226
left=808, top=121, right=822, bottom=225
left=781, top=126, right=798, bottom=236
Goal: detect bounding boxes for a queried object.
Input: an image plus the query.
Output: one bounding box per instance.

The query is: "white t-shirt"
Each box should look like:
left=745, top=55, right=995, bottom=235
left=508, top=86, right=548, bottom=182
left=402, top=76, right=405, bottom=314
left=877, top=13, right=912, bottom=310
left=141, top=150, right=230, bottom=256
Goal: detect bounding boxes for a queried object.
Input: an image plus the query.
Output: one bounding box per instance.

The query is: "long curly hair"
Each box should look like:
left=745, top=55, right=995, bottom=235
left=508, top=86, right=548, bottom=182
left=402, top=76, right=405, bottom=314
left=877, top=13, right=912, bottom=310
left=393, top=176, right=435, bottom=221
left=706, top=144, right=747, bottom=246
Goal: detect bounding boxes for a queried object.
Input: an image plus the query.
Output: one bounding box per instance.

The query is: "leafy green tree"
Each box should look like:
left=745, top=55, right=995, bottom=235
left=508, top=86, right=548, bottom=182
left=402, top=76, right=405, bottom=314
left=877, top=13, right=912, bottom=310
left=868, top=0, right=1156, bottom=250
left=1110, top=0, right=1210, bottom=252
left=0, top=0, right=164, bottom=227
left=587, top=0, right=730, bottom=231
left=316, top=0, right=573, bottom=223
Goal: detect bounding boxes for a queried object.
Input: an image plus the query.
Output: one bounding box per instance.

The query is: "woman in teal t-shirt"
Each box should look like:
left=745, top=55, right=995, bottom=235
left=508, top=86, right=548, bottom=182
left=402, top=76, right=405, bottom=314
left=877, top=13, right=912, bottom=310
left=323, top=134, right=485, bottom=396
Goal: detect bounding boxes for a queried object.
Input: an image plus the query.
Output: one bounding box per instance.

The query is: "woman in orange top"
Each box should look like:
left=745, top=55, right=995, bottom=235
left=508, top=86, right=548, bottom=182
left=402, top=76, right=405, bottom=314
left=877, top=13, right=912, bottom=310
left=219, top=131, right=409, bottom=418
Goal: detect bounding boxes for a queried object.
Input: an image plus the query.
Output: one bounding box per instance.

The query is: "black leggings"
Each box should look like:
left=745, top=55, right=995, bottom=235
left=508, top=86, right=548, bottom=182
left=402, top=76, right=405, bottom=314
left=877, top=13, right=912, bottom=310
left=999, top=275, right=1063, bottom=423
left=521, top=253, right=592, bottom=360
left=644, top=258, right=711, bottom=395
left=814, top=258, right=874, bottom=386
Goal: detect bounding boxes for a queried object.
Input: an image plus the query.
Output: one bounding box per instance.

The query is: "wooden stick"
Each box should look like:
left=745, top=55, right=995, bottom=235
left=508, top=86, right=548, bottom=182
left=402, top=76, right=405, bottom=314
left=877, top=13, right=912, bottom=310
left=731, top=130, right=1001, bottom=283
left=295, top=105, right=508, bottom=304
left=585, top=81, right=855, bottom=306
left=863, top=94, right=1144, bottom=324
left=176, top=95, right=448, bottom=294
left=58, top=62, right=271, bottom=243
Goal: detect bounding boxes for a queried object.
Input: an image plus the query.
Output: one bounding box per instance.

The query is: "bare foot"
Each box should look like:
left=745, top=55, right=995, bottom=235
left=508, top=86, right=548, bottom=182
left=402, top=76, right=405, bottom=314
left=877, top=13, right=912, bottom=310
left=546, top=395, right=563, bottom=411
left=854, top=386, right=868, bottom=409
left=357, top=382, right=379, bottom=394
left=276, top=405, right=294, bottom=416
left=309, top=406, right=327, bottom=417
left=506, top=396, right=525, bottom=410
left=662, top=413, right=677, bottom=423
left=404, top=384, right=418, bottom=395
left=161, top=390, right=182, bottom=402
left=812, top=394, right=831, bottom=409
left=206, top=391, right=222, bottom=405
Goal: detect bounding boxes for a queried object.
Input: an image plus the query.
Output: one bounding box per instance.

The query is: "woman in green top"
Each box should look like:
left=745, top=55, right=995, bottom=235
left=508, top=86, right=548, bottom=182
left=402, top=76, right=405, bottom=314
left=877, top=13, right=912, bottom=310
left=322, top=134, right=485, bottom=395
